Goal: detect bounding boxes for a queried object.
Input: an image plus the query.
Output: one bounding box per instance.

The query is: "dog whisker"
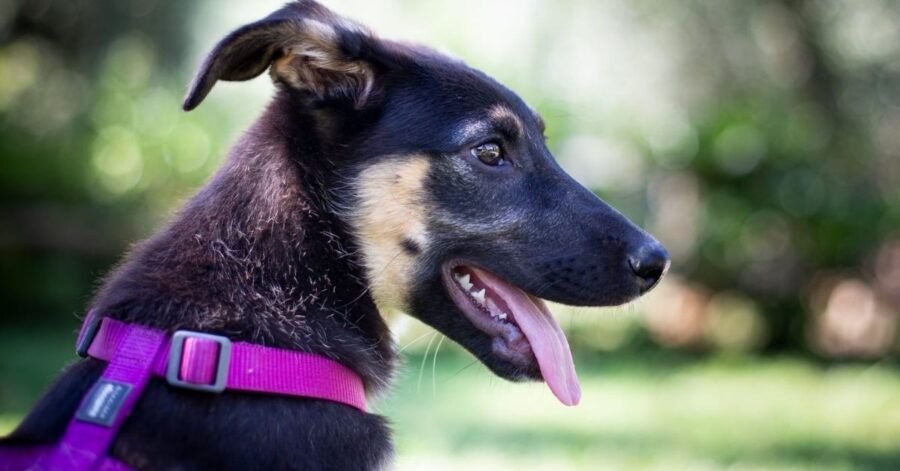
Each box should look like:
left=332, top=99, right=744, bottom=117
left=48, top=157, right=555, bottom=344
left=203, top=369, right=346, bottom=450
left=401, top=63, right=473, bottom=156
left=416, top=331, right=438, bottom=393
left=432, top=334, right=445, bottom=398
left=440, top=358, right=479, bottom=385
left=398, top=329, right=437, bottom=353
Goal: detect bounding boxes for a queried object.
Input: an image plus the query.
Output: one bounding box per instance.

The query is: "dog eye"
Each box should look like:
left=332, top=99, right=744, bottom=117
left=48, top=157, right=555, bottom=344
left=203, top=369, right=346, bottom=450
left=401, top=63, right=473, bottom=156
left=472, top=142, right=504, bottom=166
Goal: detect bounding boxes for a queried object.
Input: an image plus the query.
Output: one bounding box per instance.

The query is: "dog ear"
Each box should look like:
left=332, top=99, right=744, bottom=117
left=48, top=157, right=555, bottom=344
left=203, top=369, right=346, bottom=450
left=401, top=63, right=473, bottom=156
left=183, top=1, right=387, bottom=111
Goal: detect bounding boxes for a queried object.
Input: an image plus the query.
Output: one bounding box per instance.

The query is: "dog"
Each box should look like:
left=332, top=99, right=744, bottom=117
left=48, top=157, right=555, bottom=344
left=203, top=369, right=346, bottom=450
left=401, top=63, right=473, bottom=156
left=2, top=1, right=669, bottom=469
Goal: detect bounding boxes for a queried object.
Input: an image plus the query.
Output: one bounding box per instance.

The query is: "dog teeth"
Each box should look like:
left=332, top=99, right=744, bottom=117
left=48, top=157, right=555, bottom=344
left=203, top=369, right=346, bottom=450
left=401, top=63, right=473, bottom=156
left=454, top=273, right=495, bottom=313
left=472, top=289, right=486, bottom=305
left=454, top=273, right=473, bottom=291
left=488, top=310, right=508, bottom=322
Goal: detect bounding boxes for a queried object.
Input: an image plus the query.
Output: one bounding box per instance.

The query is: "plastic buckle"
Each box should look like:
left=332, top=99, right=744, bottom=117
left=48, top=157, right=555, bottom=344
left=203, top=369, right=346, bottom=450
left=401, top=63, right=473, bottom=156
left=166, top=331, right=232, bottom=393
left=76, top=310, right=102, bottom=358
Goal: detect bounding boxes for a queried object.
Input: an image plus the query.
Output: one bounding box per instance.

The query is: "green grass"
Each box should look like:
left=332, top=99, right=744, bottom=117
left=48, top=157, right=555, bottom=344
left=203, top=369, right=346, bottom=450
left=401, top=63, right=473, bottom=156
left=381, top=350, right=900, bottom=470
left=1, top=326, right=898, bottom=470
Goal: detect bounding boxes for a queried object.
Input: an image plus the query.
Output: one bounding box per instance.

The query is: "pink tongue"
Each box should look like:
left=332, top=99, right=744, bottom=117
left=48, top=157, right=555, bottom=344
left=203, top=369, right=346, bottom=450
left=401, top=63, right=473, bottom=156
left=472, top=268, right=581, bottom=406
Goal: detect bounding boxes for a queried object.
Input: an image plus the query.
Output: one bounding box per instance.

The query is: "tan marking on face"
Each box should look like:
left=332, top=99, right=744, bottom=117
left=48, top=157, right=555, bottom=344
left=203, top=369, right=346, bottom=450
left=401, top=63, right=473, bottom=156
left=488, top=104, right=524, bottom=135
left=350, top=156, right=430, bottom=313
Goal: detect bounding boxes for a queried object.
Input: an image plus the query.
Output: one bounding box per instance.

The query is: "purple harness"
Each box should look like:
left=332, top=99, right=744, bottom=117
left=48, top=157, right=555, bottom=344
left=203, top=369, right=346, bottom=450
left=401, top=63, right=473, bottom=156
left=0, top=310, right=367, bottom=470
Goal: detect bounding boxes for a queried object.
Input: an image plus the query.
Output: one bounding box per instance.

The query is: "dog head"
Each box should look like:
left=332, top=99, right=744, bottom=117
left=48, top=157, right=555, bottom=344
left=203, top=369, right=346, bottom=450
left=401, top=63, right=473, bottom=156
left=186, top=0, right=669, bottom=405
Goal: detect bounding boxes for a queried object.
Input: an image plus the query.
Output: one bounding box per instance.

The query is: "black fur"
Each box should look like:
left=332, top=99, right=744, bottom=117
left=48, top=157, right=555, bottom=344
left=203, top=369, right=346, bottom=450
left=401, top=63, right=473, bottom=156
left=8, top=92, right=396, bottom=469
left=401, top=238, right=421, bottom=255
left=4, top=1, right=669, bottom=469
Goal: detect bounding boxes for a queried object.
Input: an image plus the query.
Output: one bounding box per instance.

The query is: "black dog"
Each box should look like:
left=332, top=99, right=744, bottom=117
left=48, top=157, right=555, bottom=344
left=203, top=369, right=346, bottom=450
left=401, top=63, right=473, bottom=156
left=5, top=1, right=669, bottom=469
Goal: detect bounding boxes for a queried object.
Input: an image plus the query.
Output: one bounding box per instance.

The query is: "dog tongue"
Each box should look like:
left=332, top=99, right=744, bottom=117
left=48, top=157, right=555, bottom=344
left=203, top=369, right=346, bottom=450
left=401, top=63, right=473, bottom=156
left=472, top=268, right=581, bottom=406
left=511, top=294, right=582, bottom=406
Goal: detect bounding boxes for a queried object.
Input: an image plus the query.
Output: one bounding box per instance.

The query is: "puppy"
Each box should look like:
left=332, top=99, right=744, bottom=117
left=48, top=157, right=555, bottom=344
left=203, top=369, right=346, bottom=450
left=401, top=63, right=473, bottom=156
left=3, top=1, right=669, bottom=469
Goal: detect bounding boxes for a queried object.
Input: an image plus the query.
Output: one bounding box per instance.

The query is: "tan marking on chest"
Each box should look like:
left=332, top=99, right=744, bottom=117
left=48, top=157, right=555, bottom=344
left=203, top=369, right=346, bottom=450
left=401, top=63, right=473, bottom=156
left=350, top=157, right=430, bottom=313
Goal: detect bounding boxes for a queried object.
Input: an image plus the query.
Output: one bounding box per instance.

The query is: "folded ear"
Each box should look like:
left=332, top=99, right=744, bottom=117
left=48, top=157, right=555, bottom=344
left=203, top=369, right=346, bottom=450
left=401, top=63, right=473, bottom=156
left=183, top=1, right=385, bottom=111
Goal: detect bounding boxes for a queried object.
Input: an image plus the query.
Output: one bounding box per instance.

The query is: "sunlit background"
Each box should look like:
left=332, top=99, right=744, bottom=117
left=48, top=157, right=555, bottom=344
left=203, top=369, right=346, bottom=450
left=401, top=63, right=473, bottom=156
left=1, top=0, right=898, bottom=469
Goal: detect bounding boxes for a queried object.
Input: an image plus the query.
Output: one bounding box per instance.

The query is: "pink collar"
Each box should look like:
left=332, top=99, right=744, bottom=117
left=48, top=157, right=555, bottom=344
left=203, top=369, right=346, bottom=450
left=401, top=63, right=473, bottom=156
left=79, top=313, right=368, bottom=411
left=0, top=311, right=367, bottom=471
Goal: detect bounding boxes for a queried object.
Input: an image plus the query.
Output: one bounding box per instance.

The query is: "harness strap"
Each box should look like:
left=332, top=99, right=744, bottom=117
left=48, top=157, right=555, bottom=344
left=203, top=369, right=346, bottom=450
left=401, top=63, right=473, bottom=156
left=0, top=445, right=132, bottom=471
left=87, top=318, right=368, bottom=412
left=0, top=313, right=369, bottom=470
left=42, top=323, right=168, bottom=471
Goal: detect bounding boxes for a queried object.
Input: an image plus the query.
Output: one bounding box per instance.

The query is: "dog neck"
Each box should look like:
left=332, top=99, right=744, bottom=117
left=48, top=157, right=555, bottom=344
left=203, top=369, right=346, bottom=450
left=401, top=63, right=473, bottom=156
left=90, top=94, right=396, bottom=395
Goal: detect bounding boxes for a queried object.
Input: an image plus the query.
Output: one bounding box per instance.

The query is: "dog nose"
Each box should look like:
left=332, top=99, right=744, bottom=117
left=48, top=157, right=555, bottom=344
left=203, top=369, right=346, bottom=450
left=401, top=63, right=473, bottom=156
left=628, top=242, right=670, bottom=293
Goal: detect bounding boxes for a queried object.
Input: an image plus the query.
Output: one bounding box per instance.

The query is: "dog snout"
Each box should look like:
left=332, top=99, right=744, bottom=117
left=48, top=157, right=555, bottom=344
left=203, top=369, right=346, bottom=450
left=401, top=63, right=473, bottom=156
left=627, top=241, right=670, bottom=293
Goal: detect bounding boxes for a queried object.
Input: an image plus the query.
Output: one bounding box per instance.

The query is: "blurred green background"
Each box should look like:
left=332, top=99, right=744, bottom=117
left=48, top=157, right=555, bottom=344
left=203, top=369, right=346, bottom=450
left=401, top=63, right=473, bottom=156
left=1, top=0, right=898, bottom=469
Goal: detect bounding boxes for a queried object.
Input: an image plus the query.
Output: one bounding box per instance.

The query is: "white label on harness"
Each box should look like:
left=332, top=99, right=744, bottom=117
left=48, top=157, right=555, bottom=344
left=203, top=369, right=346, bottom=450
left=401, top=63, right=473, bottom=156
left=76, top=379, right=133, bottom=427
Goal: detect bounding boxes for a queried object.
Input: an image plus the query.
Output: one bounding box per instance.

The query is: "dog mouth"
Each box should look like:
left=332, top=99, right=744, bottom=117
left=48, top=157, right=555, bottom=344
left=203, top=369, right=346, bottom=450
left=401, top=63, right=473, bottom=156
left=442, top=263, right=581, bottom=406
